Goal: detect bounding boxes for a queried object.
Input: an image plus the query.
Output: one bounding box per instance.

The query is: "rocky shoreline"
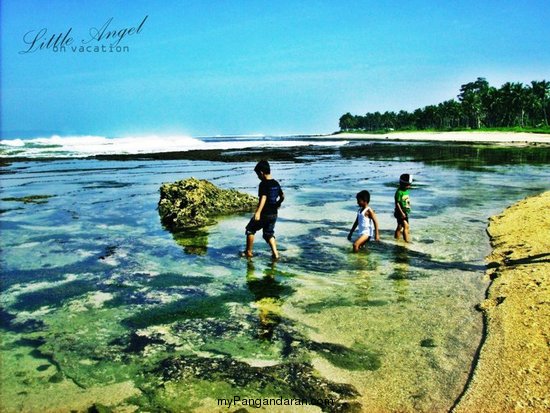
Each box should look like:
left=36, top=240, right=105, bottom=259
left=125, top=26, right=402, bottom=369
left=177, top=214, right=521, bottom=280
left=454, top=191, right=550, bottom=412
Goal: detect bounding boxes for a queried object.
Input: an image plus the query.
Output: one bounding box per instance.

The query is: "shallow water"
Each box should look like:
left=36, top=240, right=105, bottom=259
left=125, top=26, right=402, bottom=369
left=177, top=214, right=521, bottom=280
left=1, top=143, right=549, bottom=412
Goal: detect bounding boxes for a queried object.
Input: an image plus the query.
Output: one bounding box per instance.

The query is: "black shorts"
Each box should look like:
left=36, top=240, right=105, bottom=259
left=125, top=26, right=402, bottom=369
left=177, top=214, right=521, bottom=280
left=245, top=214, right=277, bottom=240
left=394, top=209, right=409, bottom=225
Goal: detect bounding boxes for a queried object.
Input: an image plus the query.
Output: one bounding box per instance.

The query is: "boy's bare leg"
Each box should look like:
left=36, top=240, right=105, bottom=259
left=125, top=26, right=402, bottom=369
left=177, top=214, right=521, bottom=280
left=395, top=224, right=403, bottom=240
left=267, top=237, right=279, bottom=259
left=403, top=221, right=410, bottom=242
left=245, top=234, right=255, bottom=257
left=353, top=235, right=369, bottom=252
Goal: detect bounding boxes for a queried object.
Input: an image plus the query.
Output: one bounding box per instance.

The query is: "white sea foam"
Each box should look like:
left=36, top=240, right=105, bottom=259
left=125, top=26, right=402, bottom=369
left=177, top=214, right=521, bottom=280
left=0, top=138, right=26, bottom=147
left=0, top=134, right=348, bottom=158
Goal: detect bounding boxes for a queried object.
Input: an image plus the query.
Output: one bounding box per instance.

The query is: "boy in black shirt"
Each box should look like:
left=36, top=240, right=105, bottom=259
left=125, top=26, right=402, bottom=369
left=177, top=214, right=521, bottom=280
left=244, top=160, right=284, bottom=259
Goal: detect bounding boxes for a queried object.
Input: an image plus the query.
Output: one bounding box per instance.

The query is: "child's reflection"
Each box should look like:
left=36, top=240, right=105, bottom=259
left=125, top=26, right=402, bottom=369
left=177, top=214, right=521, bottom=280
left=246, top=260, right=286, bottom=340
left=391, top=244, right=410, bottom=301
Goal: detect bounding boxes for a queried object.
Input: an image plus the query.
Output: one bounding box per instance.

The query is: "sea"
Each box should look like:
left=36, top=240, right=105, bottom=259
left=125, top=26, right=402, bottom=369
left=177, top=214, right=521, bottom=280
left=1, top=134, right=549, bottom=412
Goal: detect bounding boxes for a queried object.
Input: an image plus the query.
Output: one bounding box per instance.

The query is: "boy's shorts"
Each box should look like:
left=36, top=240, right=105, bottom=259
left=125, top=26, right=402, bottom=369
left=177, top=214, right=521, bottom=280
left=246, top=214, right=277, bottom=241
left=394, top=210, right=409, bottom=225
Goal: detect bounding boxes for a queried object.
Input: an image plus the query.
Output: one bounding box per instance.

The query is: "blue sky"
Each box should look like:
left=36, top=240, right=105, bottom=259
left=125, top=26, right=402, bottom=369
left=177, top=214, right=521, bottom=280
left=1, top=0, right=549, bottom=137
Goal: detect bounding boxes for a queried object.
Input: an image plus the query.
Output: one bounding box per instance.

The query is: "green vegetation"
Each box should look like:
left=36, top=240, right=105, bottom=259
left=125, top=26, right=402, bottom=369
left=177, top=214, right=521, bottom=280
left=12, top=279, right=96, bottom=311
left=308, top=342, right=381, bottom=371
left=339, top=78, right=550, bottom=133
left=122, top=289, right=254, bottom=328
left=147, top=273, right=214, bottom=288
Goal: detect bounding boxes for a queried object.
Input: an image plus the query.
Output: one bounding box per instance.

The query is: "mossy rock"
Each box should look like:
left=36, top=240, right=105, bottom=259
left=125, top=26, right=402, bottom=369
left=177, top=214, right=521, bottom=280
left=88, top=403, right=114, bottom=413
left=158, top=178, right=257, bottom=231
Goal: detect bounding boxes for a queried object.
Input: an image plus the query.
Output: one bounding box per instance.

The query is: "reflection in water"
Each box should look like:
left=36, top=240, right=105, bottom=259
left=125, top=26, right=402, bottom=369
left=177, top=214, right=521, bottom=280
left=246, top=260, right=285, bottom=340
left=340, top=142, right=550, bottom=169
left=349, top=249, right=378, bottom=307
left=173, top=230, right=209, bottom=255
left=391, top=243, right=411, bottom=302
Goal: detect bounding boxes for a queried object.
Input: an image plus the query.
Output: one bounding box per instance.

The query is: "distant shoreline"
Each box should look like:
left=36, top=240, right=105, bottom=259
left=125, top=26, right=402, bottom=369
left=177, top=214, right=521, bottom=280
left=2, top=132, right=550, bottom=164
left=329, top=131, right=550, bottom=144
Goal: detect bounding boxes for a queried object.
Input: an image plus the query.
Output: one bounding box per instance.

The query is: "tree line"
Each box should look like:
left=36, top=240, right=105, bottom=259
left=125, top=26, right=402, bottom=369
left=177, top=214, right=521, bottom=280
left=339, top=78, right=550, bottom=132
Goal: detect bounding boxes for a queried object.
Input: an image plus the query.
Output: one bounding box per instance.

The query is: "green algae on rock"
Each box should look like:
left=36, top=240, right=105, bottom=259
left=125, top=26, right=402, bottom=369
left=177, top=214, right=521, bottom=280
left=158, top=177, right=257, bottom=231
left=156, top=356, right=361, bottom=412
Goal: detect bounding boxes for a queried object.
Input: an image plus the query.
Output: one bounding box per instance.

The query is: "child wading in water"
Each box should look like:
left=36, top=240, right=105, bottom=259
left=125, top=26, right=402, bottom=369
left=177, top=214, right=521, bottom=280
left=394, top=173, right=412, bottom=242
left=347, top=190, right=380, bottom=252
left=244, top=160, right=285, bottom=259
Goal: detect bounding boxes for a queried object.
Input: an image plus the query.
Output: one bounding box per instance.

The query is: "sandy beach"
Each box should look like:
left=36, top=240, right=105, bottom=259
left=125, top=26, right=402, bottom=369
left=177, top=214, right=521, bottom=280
left=332, top=131, right=550, bottom=144
left=454, top=191, right=550, bottom=412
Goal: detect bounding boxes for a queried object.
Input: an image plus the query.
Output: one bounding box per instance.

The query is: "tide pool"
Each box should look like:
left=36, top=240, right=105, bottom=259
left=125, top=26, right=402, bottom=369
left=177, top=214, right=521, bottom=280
left=1, top=142, right=549, bottom=412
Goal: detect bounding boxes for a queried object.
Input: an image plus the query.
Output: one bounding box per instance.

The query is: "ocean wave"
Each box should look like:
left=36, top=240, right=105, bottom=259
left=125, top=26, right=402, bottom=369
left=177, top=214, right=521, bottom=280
left=0, top=134, right=348, bottom=158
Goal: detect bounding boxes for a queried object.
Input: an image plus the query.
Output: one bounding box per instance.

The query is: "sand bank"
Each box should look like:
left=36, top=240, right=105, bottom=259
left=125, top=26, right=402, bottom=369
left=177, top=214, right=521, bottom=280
left=333, top=131, right=550, bottom=144
left=454, top=191, right=550, bottom=412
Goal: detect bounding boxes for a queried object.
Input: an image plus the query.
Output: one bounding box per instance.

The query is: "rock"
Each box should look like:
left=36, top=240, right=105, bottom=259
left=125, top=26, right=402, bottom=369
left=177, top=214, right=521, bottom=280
left=48, top=371, right=64, bottom=383
left=158, top=177, right=257, bottom=231
left=157, top=356, right=361, bottom=411
left=88, top=403, right=114, bottom=413
left=420, top=338, right=437, bottom=348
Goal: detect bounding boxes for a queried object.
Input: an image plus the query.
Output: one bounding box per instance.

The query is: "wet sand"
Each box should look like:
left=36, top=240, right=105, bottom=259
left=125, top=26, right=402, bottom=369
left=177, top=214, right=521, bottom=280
left=454, top=191, right=550, bottom=412
left=333, top=131, right=550, bottom=144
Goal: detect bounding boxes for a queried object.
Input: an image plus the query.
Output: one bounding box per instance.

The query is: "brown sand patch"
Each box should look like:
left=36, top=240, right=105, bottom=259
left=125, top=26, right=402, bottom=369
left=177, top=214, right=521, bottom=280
left=454, top=191, right=550, bottom=412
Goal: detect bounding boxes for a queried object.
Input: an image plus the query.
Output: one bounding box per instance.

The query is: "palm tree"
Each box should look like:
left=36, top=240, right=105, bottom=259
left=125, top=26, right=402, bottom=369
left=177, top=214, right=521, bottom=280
left=340, top=78, right=549, bottom=132
left=496, top=82, right=515, bottom=126
left=458, top=78, right=490, bottom=128
left=530, top=80, right=549, bottom=126
left=339, top=112, right=357, bottom=131
left=396, top=110, right=412, bottom=129
left=510, top=83, right=530, bottom=127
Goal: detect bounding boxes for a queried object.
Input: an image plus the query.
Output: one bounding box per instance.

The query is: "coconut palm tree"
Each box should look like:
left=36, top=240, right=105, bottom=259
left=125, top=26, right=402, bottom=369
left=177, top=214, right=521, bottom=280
left=530, top=80, right=549, bottom=126
left=458, top=78, right=490, bottom=128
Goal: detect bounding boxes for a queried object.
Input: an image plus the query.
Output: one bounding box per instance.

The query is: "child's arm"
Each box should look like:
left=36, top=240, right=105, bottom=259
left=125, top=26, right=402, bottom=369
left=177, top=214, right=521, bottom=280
left=368, top=209, right=380, bottom=241
left=254, top=195, right=267, bottom=221
left=276, top=190, right=285, bottom=208
left=395, top=199, right=406, bottom=219
left=348, top=217, right=358, bottom=240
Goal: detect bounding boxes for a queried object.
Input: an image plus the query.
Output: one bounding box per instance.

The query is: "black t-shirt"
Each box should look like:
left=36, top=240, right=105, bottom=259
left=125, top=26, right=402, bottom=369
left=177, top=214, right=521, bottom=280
left=258, top=179, right=283, bottom=216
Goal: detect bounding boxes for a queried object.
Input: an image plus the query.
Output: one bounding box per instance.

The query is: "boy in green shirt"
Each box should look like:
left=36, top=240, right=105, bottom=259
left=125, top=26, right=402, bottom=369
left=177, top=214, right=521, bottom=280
left=394, top=173, right=412, bottom=242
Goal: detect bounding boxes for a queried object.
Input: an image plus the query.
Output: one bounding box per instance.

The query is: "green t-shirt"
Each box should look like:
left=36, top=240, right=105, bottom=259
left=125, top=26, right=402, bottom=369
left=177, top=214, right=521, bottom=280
left=395, top=188, right=411, bottom=214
